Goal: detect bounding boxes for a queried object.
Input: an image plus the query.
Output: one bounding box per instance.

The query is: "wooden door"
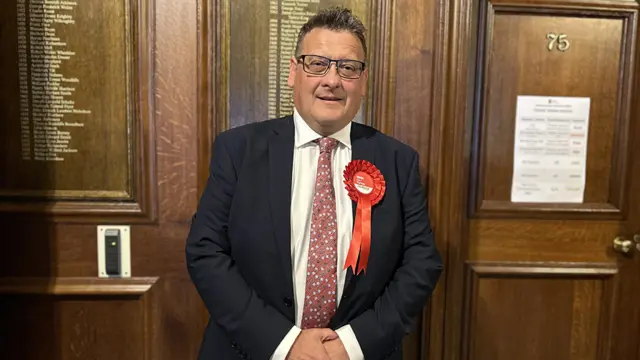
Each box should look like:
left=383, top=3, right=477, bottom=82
left=439, top=0, right=640, bottom=358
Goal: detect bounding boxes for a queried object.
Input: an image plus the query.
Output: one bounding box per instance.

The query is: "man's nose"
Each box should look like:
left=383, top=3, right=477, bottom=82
left=321, top=64, right=341, bottom=87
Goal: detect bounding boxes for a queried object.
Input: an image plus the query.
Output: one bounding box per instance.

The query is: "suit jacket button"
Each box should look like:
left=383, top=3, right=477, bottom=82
left=283, top=297, right=293, bottom=307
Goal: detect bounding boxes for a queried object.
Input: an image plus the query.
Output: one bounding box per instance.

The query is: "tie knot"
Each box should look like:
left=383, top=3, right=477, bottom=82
left=315, top=137, right=338, bottom=153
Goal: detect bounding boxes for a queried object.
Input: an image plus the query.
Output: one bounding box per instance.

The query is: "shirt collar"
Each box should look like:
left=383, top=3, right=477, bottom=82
left=293, top=108, right=352, bottom=149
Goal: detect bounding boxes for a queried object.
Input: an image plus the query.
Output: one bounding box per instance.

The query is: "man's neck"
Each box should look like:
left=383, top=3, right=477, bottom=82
left=295, top=111, right=351, bottom=137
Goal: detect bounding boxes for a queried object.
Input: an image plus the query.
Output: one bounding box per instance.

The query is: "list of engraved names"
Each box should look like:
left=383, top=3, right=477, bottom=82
left=268, top=0, right=320, bottom=118
left=17, top=0, right=90, bottom=162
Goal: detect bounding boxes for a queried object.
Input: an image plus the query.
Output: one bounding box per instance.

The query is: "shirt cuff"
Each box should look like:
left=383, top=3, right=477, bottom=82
left=270, top=325, right=301, bottom=360
left=335, top=325, right=364, bottom=360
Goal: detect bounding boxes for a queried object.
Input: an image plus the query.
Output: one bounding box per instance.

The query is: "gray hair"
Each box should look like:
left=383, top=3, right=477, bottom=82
left=294, top=7, right=367, bottom=58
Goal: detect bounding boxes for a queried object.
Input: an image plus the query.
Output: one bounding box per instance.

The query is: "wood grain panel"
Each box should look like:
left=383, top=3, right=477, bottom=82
left=469, top=6, right=636, bottom=218
left=228, top=0, right=270, bottom=126
left=0, top=0, right=156, bottom=220
left=0, top=296, right=145, bottom=360
left=386, top=0, right=437, bottom=177
left=463, top=263, right=616, bottom=360
left=469, top=219, right=621, bottom=262
left=0, top=277, right=158, bottom=360
left=0, top=0, right=129, bottom=197
left=155, top=0, right=198, bottom=223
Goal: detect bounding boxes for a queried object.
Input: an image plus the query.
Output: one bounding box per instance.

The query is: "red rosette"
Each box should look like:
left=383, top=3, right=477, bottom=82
left=343, top=160, right=386, bottom=274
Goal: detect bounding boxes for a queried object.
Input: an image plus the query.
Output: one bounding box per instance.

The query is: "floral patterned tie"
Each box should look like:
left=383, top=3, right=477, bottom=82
left=301, top=137, right=339, bottom=329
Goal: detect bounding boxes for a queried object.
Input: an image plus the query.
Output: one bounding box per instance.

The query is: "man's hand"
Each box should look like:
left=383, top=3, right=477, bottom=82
left=323, top=338, right=349, bottom=360
left=286, top=328, right=338, bottom=360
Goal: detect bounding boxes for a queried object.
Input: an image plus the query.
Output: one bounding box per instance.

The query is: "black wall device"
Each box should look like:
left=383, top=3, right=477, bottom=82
left=104, top=229, right=122, bottom=276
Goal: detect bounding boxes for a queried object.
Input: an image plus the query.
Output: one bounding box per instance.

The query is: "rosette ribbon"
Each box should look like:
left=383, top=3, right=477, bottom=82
left=343, top=160, right=386, bottom=275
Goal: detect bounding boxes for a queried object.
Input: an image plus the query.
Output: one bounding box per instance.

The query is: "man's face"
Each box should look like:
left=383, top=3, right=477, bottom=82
left=287, top=28, right=368, bottom=134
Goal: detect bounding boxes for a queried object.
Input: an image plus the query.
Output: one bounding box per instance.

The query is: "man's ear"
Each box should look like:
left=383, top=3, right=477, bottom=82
left=287, top=56, right=297, bottom=88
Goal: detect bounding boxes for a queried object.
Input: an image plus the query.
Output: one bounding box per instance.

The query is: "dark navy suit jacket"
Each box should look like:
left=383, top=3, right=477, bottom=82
left=186, top=116, right=443, bottom=360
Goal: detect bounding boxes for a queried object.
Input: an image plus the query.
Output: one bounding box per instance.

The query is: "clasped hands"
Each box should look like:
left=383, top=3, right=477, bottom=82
left=286, top=328, right=349, bottom=360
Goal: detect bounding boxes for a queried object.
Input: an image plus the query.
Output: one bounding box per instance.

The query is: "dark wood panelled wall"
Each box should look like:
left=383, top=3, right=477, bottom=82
left=2, top=0, right=640, bottom=359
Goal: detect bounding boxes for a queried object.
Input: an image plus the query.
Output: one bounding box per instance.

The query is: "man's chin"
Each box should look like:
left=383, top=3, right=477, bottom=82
left=311, top=109, right=346, bottom=123
left=313, top=116, right=346, bottom=127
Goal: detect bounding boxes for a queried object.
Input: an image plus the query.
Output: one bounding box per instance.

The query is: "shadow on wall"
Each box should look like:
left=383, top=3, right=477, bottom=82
left=0, top=1, right=59, bottom=358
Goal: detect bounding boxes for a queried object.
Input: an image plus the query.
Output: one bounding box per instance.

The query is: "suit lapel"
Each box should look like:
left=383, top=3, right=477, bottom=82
left=269, top=116, right=295, bottom=295
left=350, top=122, right=376, bottom=233
left=336, top=122, right=376, bottom=316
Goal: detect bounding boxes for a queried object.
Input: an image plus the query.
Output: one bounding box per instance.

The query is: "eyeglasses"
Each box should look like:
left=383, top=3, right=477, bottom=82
left=296, top=55, right=366, bottom=79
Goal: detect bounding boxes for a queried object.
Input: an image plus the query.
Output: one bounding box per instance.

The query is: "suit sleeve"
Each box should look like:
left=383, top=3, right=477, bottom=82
left=185, top=133, right=295, bottom=360
left=349, top=151, right=444, bottom=360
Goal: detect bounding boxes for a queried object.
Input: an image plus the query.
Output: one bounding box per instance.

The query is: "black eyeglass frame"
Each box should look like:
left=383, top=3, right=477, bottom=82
left=296, top=54, right=367, bottom=79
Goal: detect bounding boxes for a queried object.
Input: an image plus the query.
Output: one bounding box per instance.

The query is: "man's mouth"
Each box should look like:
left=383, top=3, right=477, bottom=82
left=317, top=96, right=342, bottom=102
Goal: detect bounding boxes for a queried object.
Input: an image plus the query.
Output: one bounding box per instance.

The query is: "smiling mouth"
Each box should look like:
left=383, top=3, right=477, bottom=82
left=317, top=96, right=343, bottom=102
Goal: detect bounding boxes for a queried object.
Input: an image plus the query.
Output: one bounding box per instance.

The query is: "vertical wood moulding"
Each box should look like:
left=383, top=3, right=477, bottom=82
left=143, top=289, right=151, bottom=360
left=125, top=0, right=134, bottom=203
left=368, top=0, right=396, bottom=134
left=613, top=12, right=636, bottom=215
left=217, top=0, right=230, bottom=136
left=597, top=267, right=618, bottom=360
left=197, top=0, right=230, bottom=197
left=137, top=0, right=158, bottom=223
left=439, top=0, right=477, bottom=357
left=468, top=0, right=490, bottom=218
left=142, top=279, right=160, bottom=360
left=629, top=11, right=640, bottom=222
left=424, top=0, right=452, bottom=353
left=196, top=0, right=212, bottom=199
left=460, top=262, right=480, bottom=360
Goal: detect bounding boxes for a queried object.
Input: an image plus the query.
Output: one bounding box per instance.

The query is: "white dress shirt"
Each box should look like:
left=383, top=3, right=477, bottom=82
left=270, top=109, right=364, bottom=360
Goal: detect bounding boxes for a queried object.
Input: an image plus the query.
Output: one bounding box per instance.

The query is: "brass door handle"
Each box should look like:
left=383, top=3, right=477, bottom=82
left=613, top=235, right=640, bottom=254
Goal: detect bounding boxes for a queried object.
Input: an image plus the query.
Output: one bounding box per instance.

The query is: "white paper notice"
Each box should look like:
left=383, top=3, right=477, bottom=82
left=511, top=96, right=591, bottom=203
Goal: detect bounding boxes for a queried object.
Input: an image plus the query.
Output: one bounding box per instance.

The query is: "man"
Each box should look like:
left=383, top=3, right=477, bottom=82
left=186, top=7, right=443, bottom=360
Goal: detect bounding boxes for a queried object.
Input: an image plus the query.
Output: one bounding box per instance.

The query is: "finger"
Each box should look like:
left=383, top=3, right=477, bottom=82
left=317, top=328, right=338, bottom=341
